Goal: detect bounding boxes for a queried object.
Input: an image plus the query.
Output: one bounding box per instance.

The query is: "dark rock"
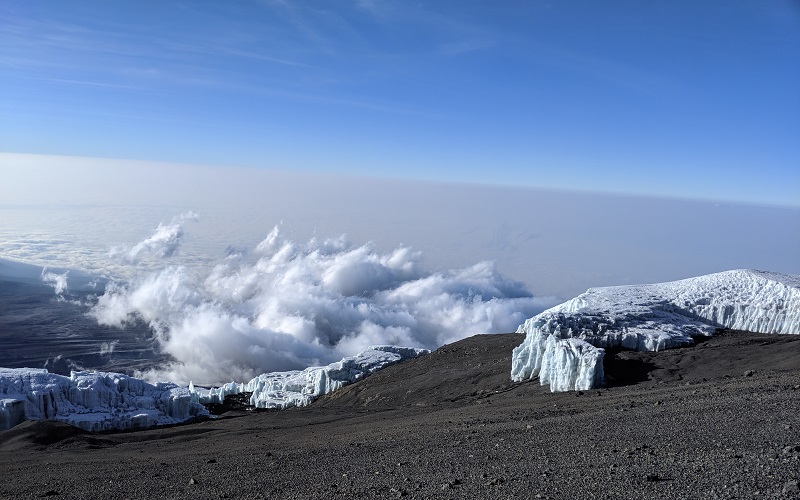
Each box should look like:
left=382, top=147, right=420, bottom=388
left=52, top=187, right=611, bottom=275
left=441, top=479, right=461, bottom=489
left=782, top=445, right=800, bottom=456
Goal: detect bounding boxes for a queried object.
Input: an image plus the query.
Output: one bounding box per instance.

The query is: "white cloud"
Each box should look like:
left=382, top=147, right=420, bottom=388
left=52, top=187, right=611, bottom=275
left=109, top=211, right=198, bottom=264
left=41, top=268, right=69, bottom=295
left=99, top=340, right=118, bottom=356
left=91, top=223, right=555, bottom=385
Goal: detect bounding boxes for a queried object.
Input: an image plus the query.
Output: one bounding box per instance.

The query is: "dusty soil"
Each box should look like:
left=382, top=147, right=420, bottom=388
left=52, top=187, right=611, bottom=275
left=1, top=331, right=799, bottom=499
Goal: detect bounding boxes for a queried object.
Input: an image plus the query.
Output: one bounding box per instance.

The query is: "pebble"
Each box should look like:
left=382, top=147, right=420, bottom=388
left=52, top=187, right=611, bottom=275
left=783, top=480, right=799, bottom=495
left=782, top=445, right=800, bottom=456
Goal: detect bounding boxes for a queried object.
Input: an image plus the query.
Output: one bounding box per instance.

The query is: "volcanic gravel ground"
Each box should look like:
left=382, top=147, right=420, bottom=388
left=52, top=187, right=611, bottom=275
left=1, top=331, right=799, bottom=499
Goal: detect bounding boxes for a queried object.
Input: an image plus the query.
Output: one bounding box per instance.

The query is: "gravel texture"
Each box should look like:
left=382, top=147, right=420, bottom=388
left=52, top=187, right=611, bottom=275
left=1, top=330, right=798, bottom=499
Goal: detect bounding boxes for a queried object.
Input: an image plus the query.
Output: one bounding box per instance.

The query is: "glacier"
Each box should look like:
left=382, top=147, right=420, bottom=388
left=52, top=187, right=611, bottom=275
left=195, top=345, right=428, bottom=409
left=0, top=368, right=208, bottom=432
left=0, top=345, right=427, bottom=432
left=511, top=270, right=800, bottom=392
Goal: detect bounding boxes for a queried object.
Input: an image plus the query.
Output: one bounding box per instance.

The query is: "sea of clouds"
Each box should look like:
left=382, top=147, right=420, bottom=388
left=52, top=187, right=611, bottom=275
left=84, top=213, right=555, bottom=386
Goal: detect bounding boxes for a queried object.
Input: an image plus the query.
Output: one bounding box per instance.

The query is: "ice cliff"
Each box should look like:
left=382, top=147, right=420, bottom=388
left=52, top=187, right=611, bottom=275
left=0, top=369, right=208, bottom=432
left=511, top=270, right=800, bottom=392
left=0, top=346, right=427, bottom=432
left=196, top=345, right=428, bottom=409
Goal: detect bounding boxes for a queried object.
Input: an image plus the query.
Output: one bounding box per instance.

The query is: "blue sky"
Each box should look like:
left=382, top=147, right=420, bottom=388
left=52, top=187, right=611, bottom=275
left=1, top=1, right=798, bottom=206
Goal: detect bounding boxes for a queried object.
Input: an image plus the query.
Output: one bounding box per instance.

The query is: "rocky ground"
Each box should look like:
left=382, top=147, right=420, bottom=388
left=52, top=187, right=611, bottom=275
left=1, top=330, right=799, bottom=499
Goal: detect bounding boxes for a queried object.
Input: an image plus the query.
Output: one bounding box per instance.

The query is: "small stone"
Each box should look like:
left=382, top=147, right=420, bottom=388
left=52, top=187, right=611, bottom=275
left=441, top=479, right=461, bottom=489
left=744, top=370, right=755, bottom=377
left=645, top=473, right=660, bottom=482
left=43, top=491, right=60, bottom=497
left=206, top=458, right=217, bottom=464
left=783, top=480, right=800, bottom=495
left=575, top=391, right=584, bottom=396
left=782, top=445, right=800, bottom=456
left=189, top=478, right=198, bottom=485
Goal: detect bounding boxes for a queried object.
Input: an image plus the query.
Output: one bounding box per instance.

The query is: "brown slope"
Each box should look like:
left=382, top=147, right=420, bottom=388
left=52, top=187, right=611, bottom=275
left=317, top=329, right=800, bottom=409
left=0, top=331, right=798, bottom=500
left=316, top=333, right=525, bottom=408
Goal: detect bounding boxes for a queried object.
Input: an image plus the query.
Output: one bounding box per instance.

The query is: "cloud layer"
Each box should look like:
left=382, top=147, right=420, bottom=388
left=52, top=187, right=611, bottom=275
left=90, top=221, right=554, bottom=385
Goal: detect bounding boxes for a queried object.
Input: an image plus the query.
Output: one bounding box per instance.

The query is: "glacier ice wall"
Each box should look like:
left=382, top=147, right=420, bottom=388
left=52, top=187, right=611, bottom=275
left=196, top=345, right=428, bottom=409
left=512, top=270, right=800, bottom=392
left=0, top=346, right=426, bottom=432
left=0, top=368, right=208, bottom=432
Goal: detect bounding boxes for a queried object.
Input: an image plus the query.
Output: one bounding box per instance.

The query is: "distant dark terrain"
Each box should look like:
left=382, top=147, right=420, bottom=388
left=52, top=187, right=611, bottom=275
left=0, top=277, right=168, bottom=375
left=1, top=332, right=798, bottom=499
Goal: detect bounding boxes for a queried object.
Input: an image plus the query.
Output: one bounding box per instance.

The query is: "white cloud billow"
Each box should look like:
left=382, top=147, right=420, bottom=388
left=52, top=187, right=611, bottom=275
left=99, top=340, right=118, bottom=356
left=91, top=222, right=555, bottom=386
left=41, top=268, right=69, bottom=295
left=109, top=211, right=198, bottom=264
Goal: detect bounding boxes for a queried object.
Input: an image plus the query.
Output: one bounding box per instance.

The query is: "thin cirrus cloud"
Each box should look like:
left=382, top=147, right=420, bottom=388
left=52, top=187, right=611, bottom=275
left=2, top=3, right=797, bottom=206
left=0, top=6, right=439, bottom=116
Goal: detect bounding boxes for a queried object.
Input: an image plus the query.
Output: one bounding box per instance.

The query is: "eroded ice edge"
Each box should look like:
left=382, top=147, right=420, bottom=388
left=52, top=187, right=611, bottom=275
left=194, top=346, right=428, bottom=409
left=0, top=346, right=427, bottom=432
left=511, top=270, right=800, bottom=393
left=0, top=369, right=207, bottom=432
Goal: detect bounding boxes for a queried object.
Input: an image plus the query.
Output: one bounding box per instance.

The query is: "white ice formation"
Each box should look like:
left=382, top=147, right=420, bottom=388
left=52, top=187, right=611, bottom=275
left=511, top=270, right=800, bottom=392
left=0, top=368, right=208, bottom=432
left=196, top=345, right=428, bottom=409
left=0, top=346, right=427, bottom=432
